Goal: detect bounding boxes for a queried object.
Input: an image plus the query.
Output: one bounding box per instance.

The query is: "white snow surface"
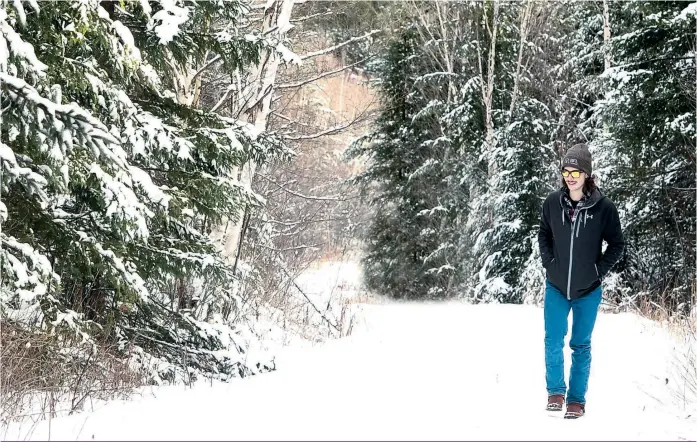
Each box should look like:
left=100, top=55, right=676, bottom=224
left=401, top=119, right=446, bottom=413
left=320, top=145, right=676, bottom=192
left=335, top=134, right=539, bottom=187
left=3, top=262, right=697, bottom=441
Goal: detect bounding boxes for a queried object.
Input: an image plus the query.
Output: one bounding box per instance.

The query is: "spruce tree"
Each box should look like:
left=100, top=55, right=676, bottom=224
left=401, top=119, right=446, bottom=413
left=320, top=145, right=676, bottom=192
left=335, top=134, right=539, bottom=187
left=1, top=0, right=284, bottom=381
left=593, top=0, right=696, bottom=313
left=347, top=22, right=462, bottom=299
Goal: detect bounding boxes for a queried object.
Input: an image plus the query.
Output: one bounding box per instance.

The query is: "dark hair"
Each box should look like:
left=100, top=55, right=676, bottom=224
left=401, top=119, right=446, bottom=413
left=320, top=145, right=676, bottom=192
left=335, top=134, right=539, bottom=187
left=561, top=174, right=597, bottom=194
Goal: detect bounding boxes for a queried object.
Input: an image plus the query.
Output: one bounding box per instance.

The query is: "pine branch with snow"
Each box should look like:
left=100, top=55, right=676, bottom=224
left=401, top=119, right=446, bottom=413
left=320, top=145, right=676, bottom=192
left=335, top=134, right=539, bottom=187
left=0, top=0, right=287, bottom=384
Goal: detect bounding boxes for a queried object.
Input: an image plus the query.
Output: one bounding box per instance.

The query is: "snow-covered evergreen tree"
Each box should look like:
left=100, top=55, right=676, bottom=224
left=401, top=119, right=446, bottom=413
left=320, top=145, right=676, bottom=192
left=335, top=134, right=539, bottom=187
left=347, top=17, right=467, bottom=299
left=348, top=2, right=562, bottom=302
left=592, top=0, right=696, bottom=313
left=465, top=2, right=528, bottom=303
left=1, top=0, right=285, bottom=382
left=471, top=2, right=597, bottom=304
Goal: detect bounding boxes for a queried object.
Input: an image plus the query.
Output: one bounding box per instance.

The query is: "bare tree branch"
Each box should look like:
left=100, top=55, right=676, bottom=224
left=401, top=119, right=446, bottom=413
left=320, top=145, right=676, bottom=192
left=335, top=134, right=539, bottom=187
left=277, top=57, right=372, bottom=89
left=211, top=84, right=236, bottom=113
left=280, top=102, right=377, bottom=141
left=283, top=121, right=358, bottom=141
left=257, top=243, right=325, bottom=252
left=238, top=83, right=273, bottom=118
left=265, top=217, right=351, bottom=226
left=300, top=29, right=381, bottom=61
left=278, top=263, right=341, bottom=333
left=271, top=112, right=297, bottom=123
left=192, top=55, right=222, bottom=82
left=291, top=10, right=333, bottom=23
left=257, top=173, right=344, bottom=201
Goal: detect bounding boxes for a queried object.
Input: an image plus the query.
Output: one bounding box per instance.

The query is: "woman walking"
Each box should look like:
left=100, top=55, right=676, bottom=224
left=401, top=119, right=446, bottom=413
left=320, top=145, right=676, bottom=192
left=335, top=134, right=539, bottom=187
left=537, top=143, right=625, bottom=419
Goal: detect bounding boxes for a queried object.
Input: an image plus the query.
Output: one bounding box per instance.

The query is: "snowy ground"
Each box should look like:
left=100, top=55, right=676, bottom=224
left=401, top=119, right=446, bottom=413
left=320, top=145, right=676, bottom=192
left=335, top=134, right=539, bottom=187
left=2, top=264, right=696, bottom=441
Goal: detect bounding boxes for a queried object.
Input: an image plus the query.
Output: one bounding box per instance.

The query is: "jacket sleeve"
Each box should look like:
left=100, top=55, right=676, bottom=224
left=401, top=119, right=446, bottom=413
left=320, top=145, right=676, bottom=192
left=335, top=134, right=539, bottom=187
left=538, top=196, right=554, bottom=268
left=596, top=200, right=625, bottom=278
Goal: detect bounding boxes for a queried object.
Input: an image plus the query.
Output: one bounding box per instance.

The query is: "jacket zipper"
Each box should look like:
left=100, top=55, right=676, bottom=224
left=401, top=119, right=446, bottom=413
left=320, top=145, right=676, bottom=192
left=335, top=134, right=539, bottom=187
left=566, top=211, right=578, bottom=300
left=563, top=201, right=600, bottom=300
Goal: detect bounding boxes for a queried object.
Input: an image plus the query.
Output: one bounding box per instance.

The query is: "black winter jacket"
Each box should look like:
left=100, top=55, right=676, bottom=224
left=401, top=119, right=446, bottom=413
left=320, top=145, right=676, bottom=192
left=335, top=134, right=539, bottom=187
left=538, top=187, right=625, bottom=300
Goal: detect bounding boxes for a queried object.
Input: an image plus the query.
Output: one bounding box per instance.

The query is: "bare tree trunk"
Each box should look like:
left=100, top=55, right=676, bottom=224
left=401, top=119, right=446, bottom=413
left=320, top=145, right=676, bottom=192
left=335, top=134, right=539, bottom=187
left=434, top=1, right=457, bottom=102
left=409, top=1, right=458, bottom=101
left=603, top=0, right=611, bottom=71
left=210, top=1, right=379, bottom=266
left=509, top=1, right=533, bottom=120
left=474, top=0, right=500, bottom=227
left=600, top=0, right=612, bottom=183
left=170, top=17, right=210, bottom=106
left=212, top=0, right=297, bottom=265
left=232, top=206, right=252, bottom=276
left=477, top=0, right=499, bottom=179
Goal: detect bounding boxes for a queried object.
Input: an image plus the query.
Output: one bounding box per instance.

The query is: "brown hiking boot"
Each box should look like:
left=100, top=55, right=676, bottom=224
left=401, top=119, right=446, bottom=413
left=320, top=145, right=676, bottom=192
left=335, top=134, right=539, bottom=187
left=564, top=402, right=585, bottom=419
left=546, top=394, right=565, bottom=411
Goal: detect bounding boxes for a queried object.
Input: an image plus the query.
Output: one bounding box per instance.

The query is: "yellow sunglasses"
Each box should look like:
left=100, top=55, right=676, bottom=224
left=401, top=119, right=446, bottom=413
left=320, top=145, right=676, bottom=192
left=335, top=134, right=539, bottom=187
left=561, top=169, right=583, bottom=178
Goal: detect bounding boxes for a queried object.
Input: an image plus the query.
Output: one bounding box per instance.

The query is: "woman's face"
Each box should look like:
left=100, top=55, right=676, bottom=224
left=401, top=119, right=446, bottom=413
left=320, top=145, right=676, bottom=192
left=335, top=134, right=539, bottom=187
left=562, top=167, right=586, bottom=192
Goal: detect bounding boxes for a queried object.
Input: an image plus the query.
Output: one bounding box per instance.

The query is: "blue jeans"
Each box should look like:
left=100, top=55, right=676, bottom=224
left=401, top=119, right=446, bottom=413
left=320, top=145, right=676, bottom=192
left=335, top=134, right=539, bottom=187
left=544, top=280, right=602, bottom=405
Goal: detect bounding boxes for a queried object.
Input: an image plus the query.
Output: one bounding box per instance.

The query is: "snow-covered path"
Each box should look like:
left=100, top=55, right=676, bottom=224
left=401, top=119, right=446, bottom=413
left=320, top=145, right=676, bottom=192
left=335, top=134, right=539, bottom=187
left=4, top=301, right=696, bottom=441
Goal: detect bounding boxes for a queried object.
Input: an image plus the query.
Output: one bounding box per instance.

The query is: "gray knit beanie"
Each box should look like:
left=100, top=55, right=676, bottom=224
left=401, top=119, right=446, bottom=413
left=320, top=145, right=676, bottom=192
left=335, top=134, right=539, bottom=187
left=562, top=143, right=592, bottom=176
